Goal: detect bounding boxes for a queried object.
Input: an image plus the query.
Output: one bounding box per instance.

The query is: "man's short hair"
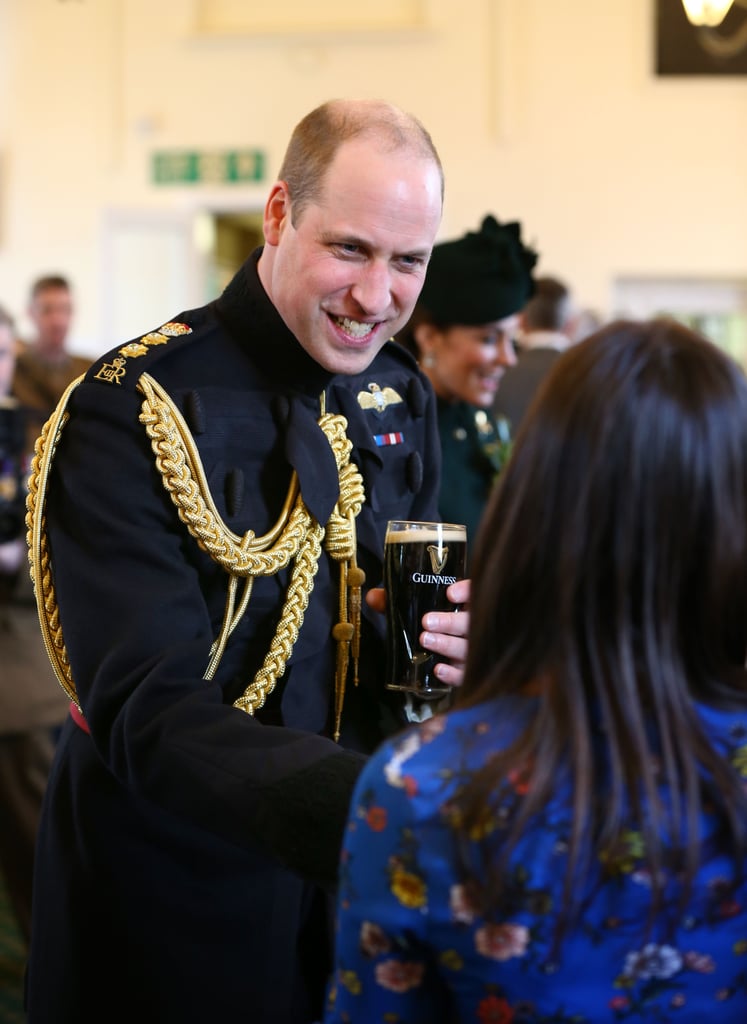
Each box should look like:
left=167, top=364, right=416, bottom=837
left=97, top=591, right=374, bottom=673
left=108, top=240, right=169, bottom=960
left=522, top=276, right=571, bottom=332
left=30, top=275, right=71, bottom=301
left=278, top=99, right=444, bottom=224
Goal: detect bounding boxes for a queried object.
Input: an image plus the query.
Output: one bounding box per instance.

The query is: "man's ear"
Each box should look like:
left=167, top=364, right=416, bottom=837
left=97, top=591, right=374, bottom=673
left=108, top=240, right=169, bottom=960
left=263, top=182, right=291, bottom=246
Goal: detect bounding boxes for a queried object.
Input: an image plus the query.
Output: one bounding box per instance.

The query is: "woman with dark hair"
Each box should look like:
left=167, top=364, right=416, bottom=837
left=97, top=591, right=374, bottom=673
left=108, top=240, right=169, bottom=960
left=325, top=319, right=747, bottom=1022
left=396, top=215, right=537, bottom=558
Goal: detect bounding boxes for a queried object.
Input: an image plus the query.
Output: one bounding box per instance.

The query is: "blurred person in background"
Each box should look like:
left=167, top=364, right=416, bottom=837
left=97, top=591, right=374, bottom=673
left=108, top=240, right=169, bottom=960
left=0, top=304, right=68, bottom=947
left=12, top=275, right=90, bottom=454
left=492, top=275, right=575, bottom=436
left=396, top=215, right=536, bottom=558
left=567, top=304, right=605, bottom=345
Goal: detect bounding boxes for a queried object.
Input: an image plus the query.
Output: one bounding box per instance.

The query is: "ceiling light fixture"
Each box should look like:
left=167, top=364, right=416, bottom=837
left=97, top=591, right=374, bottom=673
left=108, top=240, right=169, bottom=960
left=682, top=0, right=734, bottom=26
left=681, top=0, right=747, bottom=56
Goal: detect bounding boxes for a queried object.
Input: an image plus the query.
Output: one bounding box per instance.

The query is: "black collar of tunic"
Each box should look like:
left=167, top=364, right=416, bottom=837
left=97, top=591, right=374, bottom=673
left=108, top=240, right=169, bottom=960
left=213, top=248, right=343, bottom=524
left=213, top=248, right=333, bottom=401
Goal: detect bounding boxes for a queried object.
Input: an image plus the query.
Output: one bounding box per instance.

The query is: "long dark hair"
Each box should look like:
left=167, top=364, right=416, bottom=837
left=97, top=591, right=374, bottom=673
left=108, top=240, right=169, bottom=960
left=455, top=318, right=747, bottom=932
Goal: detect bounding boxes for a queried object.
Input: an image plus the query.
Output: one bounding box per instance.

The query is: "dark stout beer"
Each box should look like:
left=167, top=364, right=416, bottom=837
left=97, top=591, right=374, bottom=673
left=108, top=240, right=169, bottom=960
left=384, top=521, right=466, bottom=699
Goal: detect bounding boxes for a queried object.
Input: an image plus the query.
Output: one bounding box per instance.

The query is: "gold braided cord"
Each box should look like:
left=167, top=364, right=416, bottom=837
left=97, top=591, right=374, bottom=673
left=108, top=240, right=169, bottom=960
left=234, top=519, right=324, bottom=713
left=203, top=573, right=253, bottom=681
left=25, top=375, right=87, bottom=709
left=137, top=374, right=304, bottom=575
left=137, top=375, right=366, bottom=719
left=25, top=370, right=367, bottom=731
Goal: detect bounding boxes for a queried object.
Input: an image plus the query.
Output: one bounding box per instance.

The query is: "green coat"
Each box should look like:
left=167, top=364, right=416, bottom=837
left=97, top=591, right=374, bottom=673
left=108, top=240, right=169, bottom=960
left=436, top=398, right=511, bottom=562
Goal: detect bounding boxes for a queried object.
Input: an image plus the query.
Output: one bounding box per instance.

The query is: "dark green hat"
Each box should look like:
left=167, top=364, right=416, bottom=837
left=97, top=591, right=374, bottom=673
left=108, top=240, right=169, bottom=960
left=418, top=214, right=538, bottom=326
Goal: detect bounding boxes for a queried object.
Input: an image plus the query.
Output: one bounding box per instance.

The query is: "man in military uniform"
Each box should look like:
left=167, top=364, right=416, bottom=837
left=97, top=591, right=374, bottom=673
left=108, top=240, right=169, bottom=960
left=26, top=100, right=468, bottom=1024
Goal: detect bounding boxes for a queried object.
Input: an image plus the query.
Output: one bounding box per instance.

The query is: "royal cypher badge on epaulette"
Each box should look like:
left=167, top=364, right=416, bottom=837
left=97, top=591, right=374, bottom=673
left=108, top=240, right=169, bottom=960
left=93, top=322, right=192, bottom=385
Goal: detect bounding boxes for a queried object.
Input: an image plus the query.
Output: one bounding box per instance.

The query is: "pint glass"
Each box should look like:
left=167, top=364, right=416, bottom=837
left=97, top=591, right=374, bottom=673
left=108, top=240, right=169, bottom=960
left=384, top=520, right=467, bottom=699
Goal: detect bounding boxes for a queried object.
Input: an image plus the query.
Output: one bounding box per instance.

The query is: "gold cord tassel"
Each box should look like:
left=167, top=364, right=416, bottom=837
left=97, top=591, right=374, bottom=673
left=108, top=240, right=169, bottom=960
left=332, top=560, right=353, bottom=743
left=347, top=542, right=365, bottom=686
left=319, top=413, right=366, bottom=741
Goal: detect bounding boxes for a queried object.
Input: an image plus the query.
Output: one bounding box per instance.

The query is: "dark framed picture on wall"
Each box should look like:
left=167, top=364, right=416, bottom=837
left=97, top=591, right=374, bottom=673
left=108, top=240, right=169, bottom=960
left=656, top=0, right=747, bottom=74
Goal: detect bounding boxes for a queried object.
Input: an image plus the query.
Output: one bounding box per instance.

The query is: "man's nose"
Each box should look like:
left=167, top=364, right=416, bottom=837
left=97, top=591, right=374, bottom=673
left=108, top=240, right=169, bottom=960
left=350, top=262, right=392, bottom=315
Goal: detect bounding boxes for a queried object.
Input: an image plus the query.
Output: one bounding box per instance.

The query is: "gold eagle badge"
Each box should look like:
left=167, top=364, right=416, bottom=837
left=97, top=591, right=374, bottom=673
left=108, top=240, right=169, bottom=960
left=357, top=382, right=403, bottom=414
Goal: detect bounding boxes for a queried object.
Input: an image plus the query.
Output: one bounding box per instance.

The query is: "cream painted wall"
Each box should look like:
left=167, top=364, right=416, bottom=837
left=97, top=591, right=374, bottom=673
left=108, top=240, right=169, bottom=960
left=0, top=0, right=745, bottom=355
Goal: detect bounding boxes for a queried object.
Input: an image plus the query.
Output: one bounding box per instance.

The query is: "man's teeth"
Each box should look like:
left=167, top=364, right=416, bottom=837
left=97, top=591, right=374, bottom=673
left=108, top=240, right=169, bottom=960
left=333, top=316, right=375, bottom=338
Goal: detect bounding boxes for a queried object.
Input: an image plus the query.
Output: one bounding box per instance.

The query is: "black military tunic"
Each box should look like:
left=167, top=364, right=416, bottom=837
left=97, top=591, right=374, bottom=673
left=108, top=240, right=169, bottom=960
left=26, top=251, right=441, bottom=1024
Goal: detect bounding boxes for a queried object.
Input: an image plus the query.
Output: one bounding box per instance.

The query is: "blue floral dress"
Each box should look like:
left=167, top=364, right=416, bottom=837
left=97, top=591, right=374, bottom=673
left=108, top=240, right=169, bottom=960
left=324, top=700, right=747, bottom=1022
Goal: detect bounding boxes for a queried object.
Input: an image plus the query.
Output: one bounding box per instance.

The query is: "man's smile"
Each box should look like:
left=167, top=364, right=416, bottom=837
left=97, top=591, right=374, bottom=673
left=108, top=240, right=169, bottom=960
left=329, top=314, right=379, bottom=339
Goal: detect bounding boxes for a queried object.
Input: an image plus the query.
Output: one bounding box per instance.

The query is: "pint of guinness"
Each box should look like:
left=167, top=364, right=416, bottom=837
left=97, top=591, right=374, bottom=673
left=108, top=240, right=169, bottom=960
left=384, top=520, right=467, bottom=699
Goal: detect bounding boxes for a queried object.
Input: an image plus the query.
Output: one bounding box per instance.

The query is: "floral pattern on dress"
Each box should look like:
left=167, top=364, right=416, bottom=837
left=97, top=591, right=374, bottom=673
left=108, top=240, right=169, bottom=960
left=324, top=702, right=747, bottom=1023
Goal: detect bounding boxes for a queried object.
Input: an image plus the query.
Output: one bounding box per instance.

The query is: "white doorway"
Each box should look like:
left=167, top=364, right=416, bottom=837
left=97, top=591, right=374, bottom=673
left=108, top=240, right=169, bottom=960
left=100, top=205, right=264, bottom=345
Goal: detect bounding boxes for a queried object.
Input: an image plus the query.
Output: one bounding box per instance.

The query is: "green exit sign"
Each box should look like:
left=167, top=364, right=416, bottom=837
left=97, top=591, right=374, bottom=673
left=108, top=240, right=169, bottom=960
left=152, top=149, right=265, bottom=185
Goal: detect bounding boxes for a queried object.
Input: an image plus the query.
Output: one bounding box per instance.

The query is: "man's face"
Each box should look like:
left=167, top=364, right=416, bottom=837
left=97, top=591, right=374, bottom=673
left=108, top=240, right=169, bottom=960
left=259, top=138, right=443, bottom=375
left=28, top=286, right=73, bottom=356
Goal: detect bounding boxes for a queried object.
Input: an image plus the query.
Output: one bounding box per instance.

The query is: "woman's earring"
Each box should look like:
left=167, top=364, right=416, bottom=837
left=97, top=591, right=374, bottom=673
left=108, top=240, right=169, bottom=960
left=422, top=353, right=436, bottom=368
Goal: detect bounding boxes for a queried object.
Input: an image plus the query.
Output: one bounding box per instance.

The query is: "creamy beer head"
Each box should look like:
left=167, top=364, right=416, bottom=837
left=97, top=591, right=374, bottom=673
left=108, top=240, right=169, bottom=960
left=383, top=520, right=467, bottom=698
left=385, top=522, right=466, bottom=545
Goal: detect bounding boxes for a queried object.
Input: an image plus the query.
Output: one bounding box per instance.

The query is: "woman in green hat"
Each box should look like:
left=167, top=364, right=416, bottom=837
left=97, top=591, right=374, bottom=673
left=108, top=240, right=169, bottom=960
left=396, top=214, right=537, bottom=560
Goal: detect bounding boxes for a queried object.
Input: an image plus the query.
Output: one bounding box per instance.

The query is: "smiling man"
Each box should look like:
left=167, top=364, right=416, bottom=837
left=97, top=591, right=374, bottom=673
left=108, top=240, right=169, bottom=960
left=259, top=113, right=442, bottom=374
left=25, top=100, right=468, bottom=1024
